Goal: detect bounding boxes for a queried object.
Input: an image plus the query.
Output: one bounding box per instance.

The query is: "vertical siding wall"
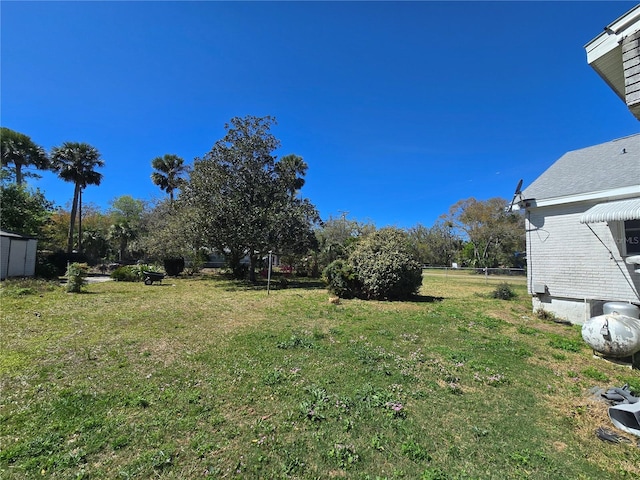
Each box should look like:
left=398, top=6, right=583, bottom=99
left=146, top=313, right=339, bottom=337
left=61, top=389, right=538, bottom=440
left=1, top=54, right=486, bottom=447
left=24, top=239, right=37, bottom=277
left=0, top=235, right=10, bottom=280
left=526, top=202, right=640, bottom=322
left=0, top=236, right=38, bottom=280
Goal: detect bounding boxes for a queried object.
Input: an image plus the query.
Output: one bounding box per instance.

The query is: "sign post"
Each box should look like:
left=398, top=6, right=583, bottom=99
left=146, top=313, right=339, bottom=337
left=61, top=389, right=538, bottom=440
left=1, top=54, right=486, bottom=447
left=267, top=251, right=273, bottom=295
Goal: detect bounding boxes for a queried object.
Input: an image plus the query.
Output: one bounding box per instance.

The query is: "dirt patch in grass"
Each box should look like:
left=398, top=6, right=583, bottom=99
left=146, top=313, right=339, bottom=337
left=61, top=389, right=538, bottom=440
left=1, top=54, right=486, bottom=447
left=138, top=338, right=185, bottom=367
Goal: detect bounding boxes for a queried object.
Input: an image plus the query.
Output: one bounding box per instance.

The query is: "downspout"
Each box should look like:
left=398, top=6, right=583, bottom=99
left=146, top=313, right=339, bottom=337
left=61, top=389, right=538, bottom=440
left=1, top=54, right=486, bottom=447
left=525, top=210, right=534, bottom=295
left=584, top=298, right=590, bottom=324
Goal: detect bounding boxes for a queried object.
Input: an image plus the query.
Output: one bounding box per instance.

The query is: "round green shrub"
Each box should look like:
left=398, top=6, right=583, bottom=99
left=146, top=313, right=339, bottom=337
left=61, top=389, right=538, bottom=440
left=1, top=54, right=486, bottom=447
left=348, top=228, right=422, bottom=300
left=323, top=259, right=361, bottom=299
left=111, top=265, right=142, bottom=282
left=65, top=262, right=88, bottom=293
left=491, top=282, right=516, bottom=300
left=35, top=261, right=59, bottom=280
left=163, top=257, right=185, bottom=276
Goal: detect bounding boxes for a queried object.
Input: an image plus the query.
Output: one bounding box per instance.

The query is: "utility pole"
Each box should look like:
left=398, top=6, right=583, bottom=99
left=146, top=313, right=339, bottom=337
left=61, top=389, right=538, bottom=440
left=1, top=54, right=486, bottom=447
left=338, top=210, right=349, bottom=242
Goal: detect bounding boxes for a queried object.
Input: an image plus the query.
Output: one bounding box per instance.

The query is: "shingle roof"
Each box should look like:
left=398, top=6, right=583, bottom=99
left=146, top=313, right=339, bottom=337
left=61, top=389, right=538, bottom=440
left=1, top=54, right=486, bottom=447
left=522, top=133, right=640, bottom=201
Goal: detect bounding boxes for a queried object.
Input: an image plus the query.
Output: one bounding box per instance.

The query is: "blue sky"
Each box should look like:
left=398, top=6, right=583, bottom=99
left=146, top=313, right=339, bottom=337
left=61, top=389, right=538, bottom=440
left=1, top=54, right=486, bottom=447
left=2, top=1, right=639, bottom=228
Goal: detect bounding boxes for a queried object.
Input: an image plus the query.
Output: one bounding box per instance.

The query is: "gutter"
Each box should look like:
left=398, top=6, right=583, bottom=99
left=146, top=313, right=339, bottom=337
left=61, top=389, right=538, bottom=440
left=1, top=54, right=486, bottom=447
left=515, top=185, right=640, bottom=210
left=584, top=4, right=640, bottom=62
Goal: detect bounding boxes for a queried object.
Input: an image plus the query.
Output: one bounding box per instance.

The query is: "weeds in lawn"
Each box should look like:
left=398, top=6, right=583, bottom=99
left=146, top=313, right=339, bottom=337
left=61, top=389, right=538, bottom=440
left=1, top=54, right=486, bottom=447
left=517, top=325, right=539, bottom=335
left=535, top=307, right=571, bottom=324
left=327, top=442, right=360, bottom=469
left=277, top=332, right=317, bottom=349
left=0, top=277, right=58, bottom=297
left=582, top=366, right=609, bottom=382
left=401, top=440, right=432, bottom=462
left=491, top=282, right=517, bottom=300
left=548, top=334, right=584, bottom=352
left=1, top=272, right=637, bottom=478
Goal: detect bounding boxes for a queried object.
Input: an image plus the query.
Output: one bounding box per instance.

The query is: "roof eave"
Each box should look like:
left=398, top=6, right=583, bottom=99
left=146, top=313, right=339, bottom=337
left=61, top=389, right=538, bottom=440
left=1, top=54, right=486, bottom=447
left=520, top=185, right=640, bottom=210
left=584, top=5, right=640, bottom=120
left=585, top=5, right=640, bottom=57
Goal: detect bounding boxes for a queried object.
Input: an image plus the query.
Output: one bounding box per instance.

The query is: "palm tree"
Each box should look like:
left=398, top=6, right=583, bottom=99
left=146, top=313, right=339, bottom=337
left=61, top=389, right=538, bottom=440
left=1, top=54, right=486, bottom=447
left=151, top=154, right=188, bottom=203
left=1, top=127, right=50, bottom=185
left=51, top=142, right=104, bottom=254
left=108, top=221, right=136, bottom=262
left=275, top=154, right=308, bottom=198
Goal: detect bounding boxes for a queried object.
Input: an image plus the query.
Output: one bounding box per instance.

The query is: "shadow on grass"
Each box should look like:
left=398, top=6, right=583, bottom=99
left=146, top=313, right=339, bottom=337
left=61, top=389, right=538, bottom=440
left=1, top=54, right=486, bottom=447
left=222, top=278, right=327, bottom=291
left=365, top=294, right=445, bottom=303
left=220, top=280, right=446, bottom=300
left=412, top=295, right=445, bottom=303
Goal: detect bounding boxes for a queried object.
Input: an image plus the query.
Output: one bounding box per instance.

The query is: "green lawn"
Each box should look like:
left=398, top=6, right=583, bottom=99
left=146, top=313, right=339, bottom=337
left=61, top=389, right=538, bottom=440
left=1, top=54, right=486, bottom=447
left=1, top=272, right=638, bottom=479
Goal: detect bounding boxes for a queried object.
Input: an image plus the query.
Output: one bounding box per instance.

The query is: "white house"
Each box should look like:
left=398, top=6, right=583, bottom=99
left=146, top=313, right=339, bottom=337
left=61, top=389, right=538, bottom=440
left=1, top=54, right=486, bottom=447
left=585, top=4, right=640, bottom=120
left=518, top=134, right=640, bottom=324
left=0, top=230, right=38, bottom=280
left=515, top=5, right=640, bottom=325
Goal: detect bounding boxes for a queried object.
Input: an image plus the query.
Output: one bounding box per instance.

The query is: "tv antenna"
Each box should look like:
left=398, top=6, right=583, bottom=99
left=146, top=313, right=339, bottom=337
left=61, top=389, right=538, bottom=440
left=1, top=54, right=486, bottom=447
left=506, top=179, right=523, bottom=213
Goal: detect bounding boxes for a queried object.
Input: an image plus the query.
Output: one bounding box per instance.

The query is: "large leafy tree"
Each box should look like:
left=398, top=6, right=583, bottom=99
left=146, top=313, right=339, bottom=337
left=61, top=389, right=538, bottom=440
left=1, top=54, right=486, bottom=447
left=183, top=115, right=319, bottom=281
left=0, top=127, right=50, bottom=185
left=109, top=195, right=146, bottom=223
left=315, top=215, right=376, bottom=268
left=39, top=205, right=110, bottom=257
left=51, top=142, right=104, bottom=254
left=139, top=198, right=203, bottom=263
left=443, top=197, right=524, bottom=268
left=107, top=195, right=147, bottom=261
left=408, top=221, right=462, bottom=267
left=40, top=208, right=72, bottom=252
left=0, top=183, right=54, bottom=237
left=75, top=203, right=112, bottom=263
left=151, top=154, right=188, bottom=203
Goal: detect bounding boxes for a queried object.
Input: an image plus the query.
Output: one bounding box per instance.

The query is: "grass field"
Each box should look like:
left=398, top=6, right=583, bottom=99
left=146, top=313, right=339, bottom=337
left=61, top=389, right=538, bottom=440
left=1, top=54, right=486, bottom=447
left=1, top=271, right=639, bottom=479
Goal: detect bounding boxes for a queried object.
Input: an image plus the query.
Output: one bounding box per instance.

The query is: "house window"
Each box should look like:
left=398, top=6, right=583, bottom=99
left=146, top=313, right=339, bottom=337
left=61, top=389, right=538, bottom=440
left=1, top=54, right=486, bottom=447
left=625, top=219, right=640, bottom=255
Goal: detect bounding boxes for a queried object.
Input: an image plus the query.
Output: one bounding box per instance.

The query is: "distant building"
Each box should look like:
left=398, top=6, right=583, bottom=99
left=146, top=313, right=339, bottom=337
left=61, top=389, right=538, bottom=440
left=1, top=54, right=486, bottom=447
left=517, top=134, right=640, bottom=324
left=1, top=230, right=38, bottom=280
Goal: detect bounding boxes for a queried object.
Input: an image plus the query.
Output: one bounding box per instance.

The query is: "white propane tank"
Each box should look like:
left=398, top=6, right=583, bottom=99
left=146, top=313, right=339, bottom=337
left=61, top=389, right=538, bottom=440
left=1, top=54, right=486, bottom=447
left=603, top=302, right=640, bottom=318
left=581, top=312, right=640, bottom=358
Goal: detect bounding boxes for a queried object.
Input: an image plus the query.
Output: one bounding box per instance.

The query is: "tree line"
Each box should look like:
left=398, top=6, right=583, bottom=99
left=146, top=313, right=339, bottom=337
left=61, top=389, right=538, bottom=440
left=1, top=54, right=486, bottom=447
left=1, top=116, right=525, bottom=280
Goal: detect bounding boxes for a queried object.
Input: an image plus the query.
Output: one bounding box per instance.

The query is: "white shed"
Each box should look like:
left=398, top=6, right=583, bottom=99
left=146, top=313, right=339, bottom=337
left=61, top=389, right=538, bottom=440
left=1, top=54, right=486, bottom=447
left=0, top=230, right=38, bottom=280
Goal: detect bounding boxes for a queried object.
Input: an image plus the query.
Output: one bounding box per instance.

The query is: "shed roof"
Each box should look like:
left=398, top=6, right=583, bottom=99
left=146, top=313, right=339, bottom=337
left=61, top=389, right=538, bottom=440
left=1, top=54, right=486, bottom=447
left=0, top=230, right=37, bottom=240
left=522, top=133, right=640, bottom=203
